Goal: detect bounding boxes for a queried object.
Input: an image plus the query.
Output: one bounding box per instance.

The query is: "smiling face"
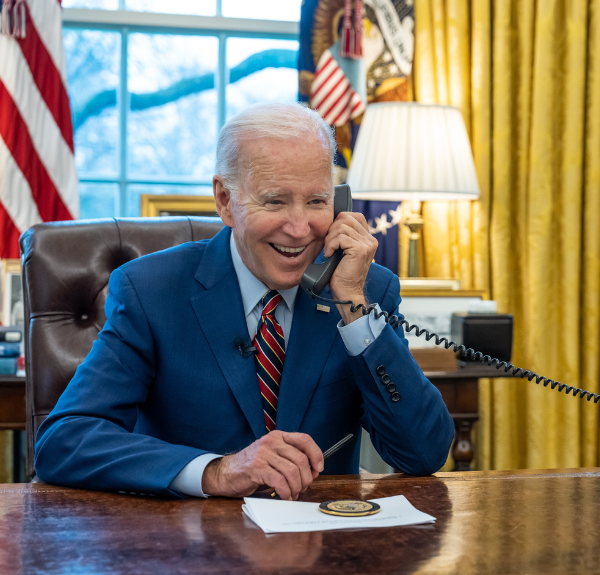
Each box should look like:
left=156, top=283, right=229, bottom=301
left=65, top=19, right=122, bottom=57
left=214, top=135, right=334, bottom=291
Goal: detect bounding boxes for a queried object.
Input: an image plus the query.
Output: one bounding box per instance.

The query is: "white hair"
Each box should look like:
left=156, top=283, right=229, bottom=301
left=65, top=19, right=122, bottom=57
left=215, top=102, right=337, bottom=197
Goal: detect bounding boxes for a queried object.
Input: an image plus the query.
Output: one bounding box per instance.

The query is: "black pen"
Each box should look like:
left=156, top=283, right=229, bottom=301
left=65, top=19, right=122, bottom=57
left=322, top=433, right=354, bottom=460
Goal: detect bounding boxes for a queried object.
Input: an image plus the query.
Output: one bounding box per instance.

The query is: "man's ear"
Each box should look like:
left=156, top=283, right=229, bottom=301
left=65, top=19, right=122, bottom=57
left=213, top=176, right=234, bottom=227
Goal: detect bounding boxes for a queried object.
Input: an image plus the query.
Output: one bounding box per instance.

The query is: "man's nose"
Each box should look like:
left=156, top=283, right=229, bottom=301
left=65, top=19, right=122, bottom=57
left=281, top=208, right=311, bottom=238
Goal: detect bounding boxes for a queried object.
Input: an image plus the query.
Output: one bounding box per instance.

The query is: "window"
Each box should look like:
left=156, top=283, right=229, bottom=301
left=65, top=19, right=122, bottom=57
left=62, top=1, right=300, bottom=218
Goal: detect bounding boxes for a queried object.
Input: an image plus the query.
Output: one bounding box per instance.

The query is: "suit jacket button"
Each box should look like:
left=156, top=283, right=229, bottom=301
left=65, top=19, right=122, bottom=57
left=391, top=392, right=401, bottom=402
left=376, top=365, right=386, bottom=375
left=386, top=383, right=396, bottom=393
left=380, top=374, right=391, bottom=385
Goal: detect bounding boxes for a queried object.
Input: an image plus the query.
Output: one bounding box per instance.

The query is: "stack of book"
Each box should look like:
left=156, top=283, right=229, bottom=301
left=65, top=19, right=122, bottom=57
left=0, top=327, right=22, bottom=374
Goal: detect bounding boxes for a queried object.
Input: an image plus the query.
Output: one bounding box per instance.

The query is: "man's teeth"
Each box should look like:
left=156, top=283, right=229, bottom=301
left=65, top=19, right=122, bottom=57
left=273, top=244, right=305, bottom=254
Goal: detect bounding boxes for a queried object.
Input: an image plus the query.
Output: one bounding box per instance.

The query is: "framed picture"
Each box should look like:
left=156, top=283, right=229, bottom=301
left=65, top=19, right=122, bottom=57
left=1, top=259, right=23, bottom=328
left=140, top=194, right=218, bottom=218
left=399, top=288, right=487, bottom=349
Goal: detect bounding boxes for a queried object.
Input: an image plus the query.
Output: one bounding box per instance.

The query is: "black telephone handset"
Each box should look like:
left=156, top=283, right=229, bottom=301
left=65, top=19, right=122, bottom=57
left=300, top=185, right=600, bottom=404
left=300, top=184, right=352, bottom=297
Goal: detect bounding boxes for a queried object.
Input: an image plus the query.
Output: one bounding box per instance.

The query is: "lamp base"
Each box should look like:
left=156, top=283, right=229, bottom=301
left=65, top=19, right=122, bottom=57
left=403, top=211, right=424, bottom=278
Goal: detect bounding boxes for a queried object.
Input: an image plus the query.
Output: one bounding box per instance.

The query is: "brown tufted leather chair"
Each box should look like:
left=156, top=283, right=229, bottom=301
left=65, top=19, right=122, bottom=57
left=19, top=216, right=225, bottom=478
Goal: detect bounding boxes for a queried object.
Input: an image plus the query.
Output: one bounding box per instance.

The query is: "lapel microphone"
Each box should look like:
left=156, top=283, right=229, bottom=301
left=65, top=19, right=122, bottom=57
left=234, top=338, right=257, bottom=358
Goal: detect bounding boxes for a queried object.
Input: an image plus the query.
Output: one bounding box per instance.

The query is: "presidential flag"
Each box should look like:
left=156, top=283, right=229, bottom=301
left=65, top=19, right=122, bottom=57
left=299, top=0, right=415, bottom=274
left=0, top=0, right=78, bottom=259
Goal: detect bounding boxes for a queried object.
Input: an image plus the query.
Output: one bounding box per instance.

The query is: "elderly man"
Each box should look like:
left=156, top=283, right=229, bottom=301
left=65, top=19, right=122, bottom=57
left=35, top=103, right=454, bottom=500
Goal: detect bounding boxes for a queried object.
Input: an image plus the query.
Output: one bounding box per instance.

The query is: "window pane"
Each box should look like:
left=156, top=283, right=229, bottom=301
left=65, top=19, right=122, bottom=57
left=128, top=34, right=218, bottom=180
left=79, top=183, right=119, bottom=219
left=64, top=29, right=120, bottom=176
left=127, top=184, right=214, bottom=217
left=222, top=0, right=301, bottom=21
left=62, top=0, right=118, bottom=9
left=125, top=0, right=215, bottom=16
left=226, top=38, right=298, bottom=120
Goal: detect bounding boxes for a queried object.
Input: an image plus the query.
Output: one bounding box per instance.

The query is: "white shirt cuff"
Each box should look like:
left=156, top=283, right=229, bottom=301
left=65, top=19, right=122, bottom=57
left=170, top=453, right=223, bottom=497
left=337, top=303, right=387, bottom=356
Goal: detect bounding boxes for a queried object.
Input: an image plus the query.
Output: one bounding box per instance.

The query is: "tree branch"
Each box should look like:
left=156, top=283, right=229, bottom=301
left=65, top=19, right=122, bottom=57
left=73, top=48, right=298, bottom=131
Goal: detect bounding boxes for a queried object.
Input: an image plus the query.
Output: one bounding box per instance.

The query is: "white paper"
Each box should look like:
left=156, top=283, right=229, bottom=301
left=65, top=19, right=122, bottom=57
left=242, top=495, right=435, bottom=534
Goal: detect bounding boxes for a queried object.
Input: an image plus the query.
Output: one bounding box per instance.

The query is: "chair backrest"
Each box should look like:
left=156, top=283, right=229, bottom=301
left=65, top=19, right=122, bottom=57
left=19, top=216, right=225, bottom=478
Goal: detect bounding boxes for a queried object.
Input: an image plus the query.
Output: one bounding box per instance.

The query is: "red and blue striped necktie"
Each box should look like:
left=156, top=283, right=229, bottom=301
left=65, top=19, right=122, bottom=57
left=252, top=290, right=285, bottom=433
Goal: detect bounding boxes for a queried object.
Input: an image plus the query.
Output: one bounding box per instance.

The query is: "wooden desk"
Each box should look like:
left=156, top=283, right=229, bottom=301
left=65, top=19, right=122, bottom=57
left=1, top=469, right=598, bottom=574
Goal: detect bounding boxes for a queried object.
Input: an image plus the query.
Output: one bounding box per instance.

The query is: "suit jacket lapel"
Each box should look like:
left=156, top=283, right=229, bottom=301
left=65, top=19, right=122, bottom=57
left=190, top=227, right=266, bottom=440
left=276, top=286, right=340, bottom=432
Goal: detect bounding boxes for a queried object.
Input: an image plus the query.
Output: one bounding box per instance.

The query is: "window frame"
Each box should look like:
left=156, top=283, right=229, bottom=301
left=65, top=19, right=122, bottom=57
left=62, top=5, right=299, bottom=216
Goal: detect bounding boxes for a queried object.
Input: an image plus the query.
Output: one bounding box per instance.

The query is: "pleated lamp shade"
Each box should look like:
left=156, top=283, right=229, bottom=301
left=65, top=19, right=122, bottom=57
left=346, top=102, right=480, bottom=202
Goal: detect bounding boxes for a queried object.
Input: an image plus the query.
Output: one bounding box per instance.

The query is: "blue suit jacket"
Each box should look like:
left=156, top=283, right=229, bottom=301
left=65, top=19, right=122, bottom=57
left=35, top=227, right=454, bottom=497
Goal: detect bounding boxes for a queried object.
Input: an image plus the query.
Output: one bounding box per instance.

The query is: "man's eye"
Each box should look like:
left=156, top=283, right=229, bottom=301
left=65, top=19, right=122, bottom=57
left=309, top=199, right=326, bottom=205
left=267, top=200, right=282, bottom=205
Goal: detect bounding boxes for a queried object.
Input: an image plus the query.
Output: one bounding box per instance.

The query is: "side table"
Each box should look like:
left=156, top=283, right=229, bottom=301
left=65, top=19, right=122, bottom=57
left=423, top=364, right=516, bottom=471
left=0, top=374, right=26, bottom=482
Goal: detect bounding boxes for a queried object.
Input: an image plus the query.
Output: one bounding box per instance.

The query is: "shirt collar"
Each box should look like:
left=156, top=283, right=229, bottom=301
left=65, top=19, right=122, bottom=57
left=230, top=232, right=298, bottom=317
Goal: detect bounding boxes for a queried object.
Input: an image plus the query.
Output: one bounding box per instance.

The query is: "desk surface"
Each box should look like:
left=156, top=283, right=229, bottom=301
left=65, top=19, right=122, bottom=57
left=1, top=468, right=599, bottom=575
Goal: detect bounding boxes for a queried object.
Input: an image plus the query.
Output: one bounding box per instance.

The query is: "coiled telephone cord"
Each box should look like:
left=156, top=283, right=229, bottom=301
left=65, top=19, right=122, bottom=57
left=313, top=293, right=600, bottom=404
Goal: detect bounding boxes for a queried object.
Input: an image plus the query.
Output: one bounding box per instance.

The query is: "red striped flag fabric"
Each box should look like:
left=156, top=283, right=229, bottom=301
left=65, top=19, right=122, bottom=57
left=0, top=0, right=78, bottom=259
left=310, top=49, right=365, bottom=127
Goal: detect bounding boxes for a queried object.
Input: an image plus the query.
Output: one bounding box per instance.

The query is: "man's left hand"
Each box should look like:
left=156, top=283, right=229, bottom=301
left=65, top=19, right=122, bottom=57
left=323, top=212, right=378, bottom=324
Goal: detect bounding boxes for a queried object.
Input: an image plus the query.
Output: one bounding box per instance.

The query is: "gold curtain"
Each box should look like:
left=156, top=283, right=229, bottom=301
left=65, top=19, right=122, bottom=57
left=414, top=0, right=600, bottom=469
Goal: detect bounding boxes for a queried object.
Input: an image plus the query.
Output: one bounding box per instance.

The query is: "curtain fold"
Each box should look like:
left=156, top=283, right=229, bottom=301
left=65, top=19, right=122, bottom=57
left=414, top=0, right=600, bottom=470
left=581, top=0, right=600, bottom=466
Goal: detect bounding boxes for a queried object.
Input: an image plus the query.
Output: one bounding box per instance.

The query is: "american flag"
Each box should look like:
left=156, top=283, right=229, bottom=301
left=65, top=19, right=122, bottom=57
left=309, top=50, right=365, bottom=127
left=0, top=0, right=78, bottom=259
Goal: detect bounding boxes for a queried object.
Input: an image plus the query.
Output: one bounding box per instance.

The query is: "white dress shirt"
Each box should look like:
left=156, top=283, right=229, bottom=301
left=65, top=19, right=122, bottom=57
left=170, top=233, right=386, bottom=497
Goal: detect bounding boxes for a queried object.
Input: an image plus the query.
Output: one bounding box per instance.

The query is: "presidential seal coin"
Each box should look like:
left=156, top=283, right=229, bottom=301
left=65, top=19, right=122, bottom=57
left=319, top=499, right=381, bottom=517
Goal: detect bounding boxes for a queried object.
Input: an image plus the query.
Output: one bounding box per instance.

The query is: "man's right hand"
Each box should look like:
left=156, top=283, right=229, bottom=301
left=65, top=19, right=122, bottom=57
left=201, top=431, right=324, bottom=500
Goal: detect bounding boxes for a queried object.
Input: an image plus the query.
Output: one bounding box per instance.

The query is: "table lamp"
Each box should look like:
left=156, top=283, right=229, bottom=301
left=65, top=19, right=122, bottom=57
left=346, top=102, right=480, bottom=277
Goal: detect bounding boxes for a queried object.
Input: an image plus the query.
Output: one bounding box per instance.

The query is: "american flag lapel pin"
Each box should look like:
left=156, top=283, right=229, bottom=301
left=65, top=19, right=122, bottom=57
left=316, top=304, right=330, bottom=313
